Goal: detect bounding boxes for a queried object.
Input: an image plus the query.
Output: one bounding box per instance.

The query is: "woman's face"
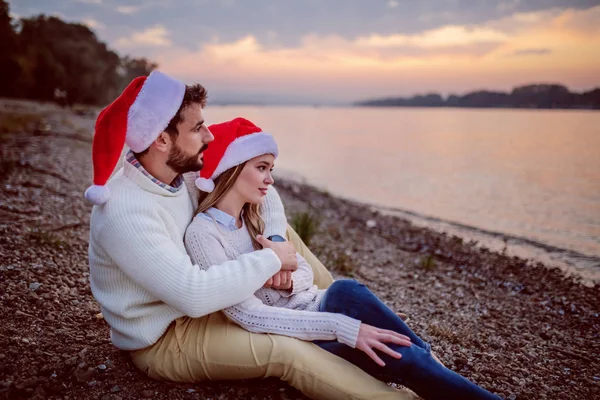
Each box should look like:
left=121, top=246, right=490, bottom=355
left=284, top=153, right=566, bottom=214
left=232, top=154, right=275, bottom=204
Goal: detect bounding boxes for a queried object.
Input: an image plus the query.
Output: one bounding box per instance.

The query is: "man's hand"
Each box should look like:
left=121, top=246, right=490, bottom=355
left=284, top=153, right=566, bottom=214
left=355, top=323, right=412, bottom=367
left=264, top=270, right=292, bottom=289
left=256, top=235, right=298, bottom=271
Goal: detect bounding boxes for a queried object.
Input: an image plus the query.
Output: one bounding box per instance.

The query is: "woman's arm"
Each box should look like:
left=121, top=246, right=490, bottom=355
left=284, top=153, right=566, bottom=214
left=223, top=296, right=361, bottom=347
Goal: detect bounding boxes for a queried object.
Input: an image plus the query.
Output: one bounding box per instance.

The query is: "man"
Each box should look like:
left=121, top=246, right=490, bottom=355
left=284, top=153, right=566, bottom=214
left=86, top=71, right=417, bottom=399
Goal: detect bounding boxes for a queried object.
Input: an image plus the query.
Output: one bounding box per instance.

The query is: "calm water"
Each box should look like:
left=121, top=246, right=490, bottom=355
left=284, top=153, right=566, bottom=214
left=205, top=106, right=600, bottom=281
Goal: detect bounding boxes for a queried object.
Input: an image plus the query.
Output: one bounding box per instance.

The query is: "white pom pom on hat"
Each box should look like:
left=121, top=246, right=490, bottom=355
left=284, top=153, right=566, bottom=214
left=84, top=71, right=186, bottom=205
left=84, top=185, right=110, bottom=205
left=195, top=177, right=215, bottom=193
left=195, top=118, right=278, bottom=192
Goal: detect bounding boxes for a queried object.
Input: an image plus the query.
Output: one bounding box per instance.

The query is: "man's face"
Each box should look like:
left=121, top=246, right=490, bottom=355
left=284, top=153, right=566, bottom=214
left=166, top=103, right=213, bottom=174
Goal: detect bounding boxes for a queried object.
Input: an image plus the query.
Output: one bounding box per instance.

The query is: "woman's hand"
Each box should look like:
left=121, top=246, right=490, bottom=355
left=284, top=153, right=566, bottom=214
left=356, top=323, right=412, bottom=367
left=264, top=270, right=292, bottom=289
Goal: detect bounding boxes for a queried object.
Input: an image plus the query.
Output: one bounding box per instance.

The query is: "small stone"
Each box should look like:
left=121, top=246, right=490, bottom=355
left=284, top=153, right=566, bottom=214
left=97, top=364, right=107, bottom=371
left=454, top=357, right=468, bottom=368
left=539, top=331, right=551, bottom=340
left=14, top=378, right=38, bottom=389
left=104, top=359, right=115, bottom=368
left=366, top=219, right=377, bottom=228
left=141, top=389, right=154, bottom=398
left=101, top=395, right=111, bottom=400
left=74, top=366, right=96, bottom=383
left=508, top=394, right=517, bottom=400
left=88, top=380, right=97, bottom=387
left=186, top=388, right=196, bottom=393
left=29, top=282, right=42, bottom=291
left=110, top=385, right=121, bottom=393
left=65, top=357, right=78, bottom=368
left=22, top=338, right=30, bottom=344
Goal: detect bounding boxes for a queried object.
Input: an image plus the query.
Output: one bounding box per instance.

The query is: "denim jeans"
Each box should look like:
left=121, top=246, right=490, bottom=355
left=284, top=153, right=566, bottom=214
left=315, top=280, right=501, bottom=400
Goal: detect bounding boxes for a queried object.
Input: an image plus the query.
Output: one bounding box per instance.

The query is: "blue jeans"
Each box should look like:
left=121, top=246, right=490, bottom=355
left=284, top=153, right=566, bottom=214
left=315, top=280, right=501, bottom=400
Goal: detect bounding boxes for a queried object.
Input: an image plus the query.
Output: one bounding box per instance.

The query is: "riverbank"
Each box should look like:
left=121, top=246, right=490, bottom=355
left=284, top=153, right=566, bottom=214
left=0, top=100, right=598, bottom=400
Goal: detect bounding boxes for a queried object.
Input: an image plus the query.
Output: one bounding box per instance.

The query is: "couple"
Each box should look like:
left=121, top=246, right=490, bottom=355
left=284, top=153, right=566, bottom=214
left=86, top=71, right=500, bottom=400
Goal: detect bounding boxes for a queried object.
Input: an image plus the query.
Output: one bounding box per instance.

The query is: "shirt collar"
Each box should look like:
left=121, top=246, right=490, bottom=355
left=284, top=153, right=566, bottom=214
left=205, top=207, right=239, bottom=231
left=126, top=150, right=184, bottom=193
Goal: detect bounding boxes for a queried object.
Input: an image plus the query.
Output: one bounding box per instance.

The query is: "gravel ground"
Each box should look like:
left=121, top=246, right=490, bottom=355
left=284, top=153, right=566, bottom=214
left=0, top=100, right=598, bottom=400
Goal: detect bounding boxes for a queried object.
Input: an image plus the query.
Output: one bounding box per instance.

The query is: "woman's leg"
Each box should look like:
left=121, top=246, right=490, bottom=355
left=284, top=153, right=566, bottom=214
left=131, top=311, right=419, bottom=400
left=317, top=280, right=501, bottom=400
left=319, top=279, right=430, bottom=350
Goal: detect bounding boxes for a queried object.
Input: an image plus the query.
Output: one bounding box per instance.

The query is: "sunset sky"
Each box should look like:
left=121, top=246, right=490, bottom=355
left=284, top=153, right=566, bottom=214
left=10, top=0, right=600, bottom=104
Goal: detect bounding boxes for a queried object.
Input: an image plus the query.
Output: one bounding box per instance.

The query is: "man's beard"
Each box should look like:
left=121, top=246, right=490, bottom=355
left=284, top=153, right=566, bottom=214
left=166, top=143, right=207, bottom=175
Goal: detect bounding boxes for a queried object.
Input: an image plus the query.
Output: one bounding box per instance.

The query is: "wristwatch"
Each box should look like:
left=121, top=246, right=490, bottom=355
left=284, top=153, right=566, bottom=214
left=267, top=234, right=286, bottom=242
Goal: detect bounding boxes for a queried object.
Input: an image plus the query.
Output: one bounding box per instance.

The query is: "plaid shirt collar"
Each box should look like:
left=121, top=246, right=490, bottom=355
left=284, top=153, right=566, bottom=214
left=126, top=150, right=184, bottom=193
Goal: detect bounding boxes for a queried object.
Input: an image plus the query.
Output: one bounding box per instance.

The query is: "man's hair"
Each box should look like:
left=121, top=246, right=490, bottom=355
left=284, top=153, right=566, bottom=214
left=134, top=83, right=207, bottom=156
left=164, top=84, right=208, bottom=139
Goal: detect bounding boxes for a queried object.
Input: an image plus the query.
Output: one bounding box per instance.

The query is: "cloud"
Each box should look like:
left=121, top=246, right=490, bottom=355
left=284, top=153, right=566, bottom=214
left=116, top=25, right=171, bottom=47
left=82, top=18, right=105, bottom=29
left=355, top=26, right=509, bottom=49
left=148, top=5, right=600, bottom=100
left=497, top=0, right=521, bottom=13
left=511, top=48, right=552, bottom=56
left=387, top=0, right=399, bottom=9
left=116, top=6, right=140, bottom=14
left=75, top=0, right=102, bottom=4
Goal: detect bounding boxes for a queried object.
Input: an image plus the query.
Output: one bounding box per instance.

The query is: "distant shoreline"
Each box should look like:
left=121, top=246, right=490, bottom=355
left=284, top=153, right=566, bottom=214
left=355, top=83, right=600, bottom=110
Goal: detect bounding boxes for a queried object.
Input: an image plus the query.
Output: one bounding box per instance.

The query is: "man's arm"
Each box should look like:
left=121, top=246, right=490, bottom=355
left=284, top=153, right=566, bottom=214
left=275, top=253, right=315, bottom=296
left=99, top=204, right=281, bottom=318
left=261, top=186, right=288, bottom=239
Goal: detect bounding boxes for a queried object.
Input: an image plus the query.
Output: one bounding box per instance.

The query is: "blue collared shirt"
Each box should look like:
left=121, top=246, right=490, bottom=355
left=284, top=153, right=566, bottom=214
left=126, top=150, right=184, bottom=193
left=198, top=207, right=240, bottom=231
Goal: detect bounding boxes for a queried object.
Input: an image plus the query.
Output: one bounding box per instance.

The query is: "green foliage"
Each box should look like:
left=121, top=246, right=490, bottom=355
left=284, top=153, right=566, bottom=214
left=0, top=0, right=158, bottom=105
left=332, top=252, right=356, bottom=277
left=0, top=112, right=44, bottom=135
left=419, top=254, right=436, bottom=270
left=291, top=211, right=318, bottom=247
left=26, top=226, right=69, bottom=249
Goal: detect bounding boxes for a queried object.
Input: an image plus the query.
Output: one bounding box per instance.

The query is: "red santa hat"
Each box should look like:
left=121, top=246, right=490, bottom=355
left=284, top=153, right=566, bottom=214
left=84, top=71, right=186, bottom=205
left=195, top=117, right=278, bottom=193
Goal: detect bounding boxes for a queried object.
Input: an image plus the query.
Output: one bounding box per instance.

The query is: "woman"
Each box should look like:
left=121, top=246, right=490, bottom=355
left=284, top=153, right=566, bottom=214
left=184, top=117, right=501, bottom=400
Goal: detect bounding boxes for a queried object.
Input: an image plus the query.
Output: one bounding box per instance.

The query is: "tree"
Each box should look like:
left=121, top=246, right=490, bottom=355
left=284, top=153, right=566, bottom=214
left=0, top=3, right=159, bottom=106
left=0, top=0, right=21, bottom=97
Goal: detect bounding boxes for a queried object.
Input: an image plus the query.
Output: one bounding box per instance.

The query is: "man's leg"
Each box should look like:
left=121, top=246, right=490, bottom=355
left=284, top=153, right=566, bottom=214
left=132, top=312, right=419, bottom=400
left=317, top=280, right=501, bottom=400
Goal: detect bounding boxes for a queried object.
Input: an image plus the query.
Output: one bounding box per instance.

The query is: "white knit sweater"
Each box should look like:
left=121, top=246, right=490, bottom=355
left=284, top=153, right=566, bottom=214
left=88, top=158, right=287, bottom=351
left=185, top=212, right=362, bottom=348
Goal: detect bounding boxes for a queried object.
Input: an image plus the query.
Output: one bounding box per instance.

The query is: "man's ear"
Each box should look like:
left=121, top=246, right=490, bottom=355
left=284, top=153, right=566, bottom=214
left=152, top=131, right=171, bottom=153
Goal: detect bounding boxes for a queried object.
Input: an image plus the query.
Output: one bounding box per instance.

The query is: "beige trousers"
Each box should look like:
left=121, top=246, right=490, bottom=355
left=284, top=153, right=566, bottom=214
left=131, top=226, right=418, bottom=400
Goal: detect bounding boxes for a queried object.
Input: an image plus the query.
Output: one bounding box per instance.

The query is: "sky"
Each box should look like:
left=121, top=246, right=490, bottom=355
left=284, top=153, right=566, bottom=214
left=9, top=0, right=600, bottom=104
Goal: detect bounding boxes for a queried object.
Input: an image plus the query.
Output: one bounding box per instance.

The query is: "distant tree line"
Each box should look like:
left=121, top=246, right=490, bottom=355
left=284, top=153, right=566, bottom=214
left=0, top=0, right=157, bottom=106
left=355, top=84, right=600, bottom=110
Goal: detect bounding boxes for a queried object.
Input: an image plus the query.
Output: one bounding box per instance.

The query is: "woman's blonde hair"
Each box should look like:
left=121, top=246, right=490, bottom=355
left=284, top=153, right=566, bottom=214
left=196, top=162, right=265, bottom=250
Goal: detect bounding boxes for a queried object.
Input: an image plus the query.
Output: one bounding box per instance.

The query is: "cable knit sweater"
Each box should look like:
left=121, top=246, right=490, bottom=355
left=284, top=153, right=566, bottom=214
left=184, top=211, right=362, bottom=348
left=88, top=157, right=288, bottom=351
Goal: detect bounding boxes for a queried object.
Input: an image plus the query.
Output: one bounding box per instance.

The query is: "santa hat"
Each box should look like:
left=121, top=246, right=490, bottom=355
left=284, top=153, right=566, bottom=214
left=84, top=71, right=186, bottom=205
left=195, top=117, right=278, bottom=193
